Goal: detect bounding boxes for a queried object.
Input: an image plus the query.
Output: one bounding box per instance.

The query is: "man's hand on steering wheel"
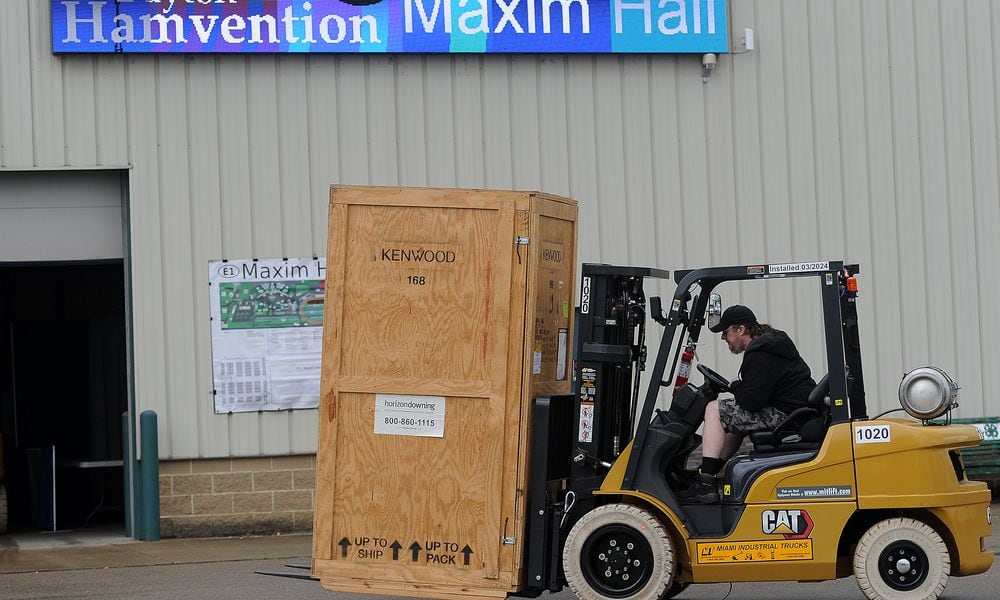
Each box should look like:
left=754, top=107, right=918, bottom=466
left=697, top=363, right=731, bottom=393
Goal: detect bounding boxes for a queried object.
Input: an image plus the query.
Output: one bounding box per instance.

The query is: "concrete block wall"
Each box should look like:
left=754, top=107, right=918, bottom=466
left=158, top=455, right=315, bottom=538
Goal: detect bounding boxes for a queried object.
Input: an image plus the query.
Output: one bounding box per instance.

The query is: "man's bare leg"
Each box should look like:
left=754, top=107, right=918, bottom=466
left=680, top=400, right=725, bottom=503
left=701, top=400, right=725, bottom=458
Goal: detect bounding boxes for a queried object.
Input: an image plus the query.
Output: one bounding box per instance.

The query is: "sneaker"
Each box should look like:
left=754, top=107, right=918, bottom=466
left=678, top=472, right=719, bottom=504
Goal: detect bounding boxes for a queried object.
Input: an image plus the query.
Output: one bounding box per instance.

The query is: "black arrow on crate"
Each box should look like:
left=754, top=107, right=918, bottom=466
left=338, top=537, right=351, bottom=558
left=390, top=540, right=402, bottom=561
left=461, top=545, right=474, bottom=566
left=409, top=541, right=422, bottom=562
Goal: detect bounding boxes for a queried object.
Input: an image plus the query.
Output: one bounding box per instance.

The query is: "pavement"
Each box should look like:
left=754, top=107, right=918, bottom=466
left=1, top=503, right=998, bottom=576
left=0, top=527, right=312, bottom=574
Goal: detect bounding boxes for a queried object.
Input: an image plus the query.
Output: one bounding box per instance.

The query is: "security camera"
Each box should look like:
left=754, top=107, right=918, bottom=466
left=701, top=53, right=717, bottom=81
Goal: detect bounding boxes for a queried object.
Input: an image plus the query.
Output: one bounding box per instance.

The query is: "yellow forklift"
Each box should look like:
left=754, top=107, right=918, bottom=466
left=522, top=261, right=993, bottom=600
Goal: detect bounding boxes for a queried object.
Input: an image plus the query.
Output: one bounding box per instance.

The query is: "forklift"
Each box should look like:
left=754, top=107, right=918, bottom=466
left=521, top=261, right=993, bottom=600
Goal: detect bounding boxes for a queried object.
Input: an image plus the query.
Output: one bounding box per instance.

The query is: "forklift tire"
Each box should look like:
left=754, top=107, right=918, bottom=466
left=853, top=517, right=950, bottom=600
left=0, top=482, right=6, bottom=535
left=563, top=503, right=675, bottom=600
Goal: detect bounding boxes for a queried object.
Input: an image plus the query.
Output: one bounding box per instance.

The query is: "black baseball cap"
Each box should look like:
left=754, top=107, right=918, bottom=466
left=709, top=305, right=758, bottom=333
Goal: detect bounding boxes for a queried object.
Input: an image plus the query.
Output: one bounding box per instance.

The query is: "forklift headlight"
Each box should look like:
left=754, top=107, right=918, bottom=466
left=898, top=366, right=959, bottom=420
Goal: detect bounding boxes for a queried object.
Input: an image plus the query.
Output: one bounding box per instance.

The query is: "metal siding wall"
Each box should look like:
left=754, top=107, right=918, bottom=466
left=593, top=57, right=629, bottom=264
left=28, top=0, right=65, bottom=166
left=859, top=0, right=905, bottom=413
left=567, top=59, right=601, bottom=258
left=969, top=0, right=1000, bottom=420
left=276, top=57, right=318, bottom=455
left=0, top=2, right=33, bottom=167
left=940, top=3, right=982, bottom=420
left=427, top=58, right=459, bottom=186
left=396, top=58, right=427, bottom=185
left=214, top=59, right=254, bottom=456
left=306, top=60, right=341, bottom=249
left=187, top=58, right=225, bottom=457
left=3, top=0, right=1000, bottom=459
left=455, top=58, right=485, bottom=187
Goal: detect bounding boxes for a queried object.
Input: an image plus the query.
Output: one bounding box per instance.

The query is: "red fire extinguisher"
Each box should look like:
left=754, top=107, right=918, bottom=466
left=672, top=338, right=697, bottom=395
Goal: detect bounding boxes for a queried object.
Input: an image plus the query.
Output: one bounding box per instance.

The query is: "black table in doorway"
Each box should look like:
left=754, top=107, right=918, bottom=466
left=55, top=459, right=124, bottom=528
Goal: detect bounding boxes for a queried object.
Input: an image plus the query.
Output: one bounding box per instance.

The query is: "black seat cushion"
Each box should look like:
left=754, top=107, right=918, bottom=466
left=749, top=375, right=831, bottom=451
left=722, top=451, right=818, bottom=503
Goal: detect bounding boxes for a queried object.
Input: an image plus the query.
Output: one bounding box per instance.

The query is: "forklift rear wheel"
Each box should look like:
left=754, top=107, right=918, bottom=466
left=563, top=503, right=674, bottom=600
left=853, top=517, right=950, bottom=600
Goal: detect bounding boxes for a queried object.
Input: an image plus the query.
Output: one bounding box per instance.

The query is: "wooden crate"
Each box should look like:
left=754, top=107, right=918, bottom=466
left=313, top=186, right=578, bottom=599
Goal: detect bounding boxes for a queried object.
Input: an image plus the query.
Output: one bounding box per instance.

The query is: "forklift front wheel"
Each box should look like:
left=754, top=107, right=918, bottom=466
left=853, top=517, right=950, bottom=600
left=563, top=503, right=674, bottom=600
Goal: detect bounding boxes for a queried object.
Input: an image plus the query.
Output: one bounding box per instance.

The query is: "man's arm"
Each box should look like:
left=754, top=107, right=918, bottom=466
left=730, top=354, right=779, bottom=411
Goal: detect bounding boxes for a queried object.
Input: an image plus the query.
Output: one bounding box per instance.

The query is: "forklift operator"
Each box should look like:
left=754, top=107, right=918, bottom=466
left=680, top=305, right=816, bottom=503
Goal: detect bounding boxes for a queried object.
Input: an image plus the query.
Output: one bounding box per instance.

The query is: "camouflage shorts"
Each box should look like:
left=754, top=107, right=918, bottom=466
left=718, top=397, right=788, bottom=434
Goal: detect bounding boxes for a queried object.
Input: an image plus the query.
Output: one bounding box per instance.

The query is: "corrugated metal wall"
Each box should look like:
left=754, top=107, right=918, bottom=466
left=2, top=0, right=998, bottom=459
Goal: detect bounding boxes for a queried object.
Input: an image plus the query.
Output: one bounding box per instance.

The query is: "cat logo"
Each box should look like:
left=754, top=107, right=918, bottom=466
left=761, top=509, right=814, bottom=539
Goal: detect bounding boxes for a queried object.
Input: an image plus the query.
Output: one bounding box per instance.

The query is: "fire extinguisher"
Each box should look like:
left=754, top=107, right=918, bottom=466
left=672, top=337, right=697, bottom=395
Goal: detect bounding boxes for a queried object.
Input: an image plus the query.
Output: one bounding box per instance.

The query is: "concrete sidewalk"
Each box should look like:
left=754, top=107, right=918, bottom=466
left=2, top=503, right=998, bottom=575
left=0, top=529, right=312, bottom=574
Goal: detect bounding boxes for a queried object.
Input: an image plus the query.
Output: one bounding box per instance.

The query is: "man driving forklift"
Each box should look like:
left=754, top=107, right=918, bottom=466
left=680, top=305, right=817, bottom=503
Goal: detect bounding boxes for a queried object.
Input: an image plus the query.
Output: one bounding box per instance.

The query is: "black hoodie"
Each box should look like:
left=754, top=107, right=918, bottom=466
left=729, top=330, right=816, bottom=414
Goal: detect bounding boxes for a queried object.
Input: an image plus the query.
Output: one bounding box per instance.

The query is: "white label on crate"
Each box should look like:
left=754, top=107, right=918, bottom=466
left=533, top=351, right=543, bottom=374
left=854, top=424, right=891, bottom=444
left=556, top=329, right=568, bottom=381
left=374, top=394, right=445, bottom=438
left=579, top=402, right=595, bottom=443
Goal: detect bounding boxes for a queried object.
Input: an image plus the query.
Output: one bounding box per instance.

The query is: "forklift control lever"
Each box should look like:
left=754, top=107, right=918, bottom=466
left=573, top=450, right=612, bottom=470
left=649, top=296, right=669, bottom=326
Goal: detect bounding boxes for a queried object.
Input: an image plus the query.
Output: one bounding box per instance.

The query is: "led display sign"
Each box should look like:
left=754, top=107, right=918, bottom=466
left=51, top=0, right=728, bottom=54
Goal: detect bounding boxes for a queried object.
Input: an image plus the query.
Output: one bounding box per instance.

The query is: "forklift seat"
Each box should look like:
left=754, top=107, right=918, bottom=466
left=722, top=450, right=818, bottom=504
left=748, top=374, right=830, bottom=453
left=721, top=377, right=832, bottom=503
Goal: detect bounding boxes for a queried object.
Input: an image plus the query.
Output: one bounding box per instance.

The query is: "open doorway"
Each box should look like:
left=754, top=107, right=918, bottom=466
left=0, top=262, right=128, bottom=532
left=0, top=169, right=130, bottom=536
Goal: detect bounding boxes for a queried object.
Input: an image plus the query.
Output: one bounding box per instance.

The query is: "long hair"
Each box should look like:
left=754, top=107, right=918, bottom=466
left=746, top=323, right=776, bottom=338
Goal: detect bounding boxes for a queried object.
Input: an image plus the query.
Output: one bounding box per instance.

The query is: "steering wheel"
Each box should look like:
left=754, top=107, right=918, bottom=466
left=697, top=364, right=731, bottom=392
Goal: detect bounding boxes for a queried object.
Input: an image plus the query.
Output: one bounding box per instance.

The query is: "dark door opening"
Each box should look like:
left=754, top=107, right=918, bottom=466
left=0, top=261, right=127, bottom=532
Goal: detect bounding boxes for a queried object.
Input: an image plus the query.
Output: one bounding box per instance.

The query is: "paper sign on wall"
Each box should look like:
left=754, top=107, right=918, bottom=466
left=209, top=258, right=326, bottom=413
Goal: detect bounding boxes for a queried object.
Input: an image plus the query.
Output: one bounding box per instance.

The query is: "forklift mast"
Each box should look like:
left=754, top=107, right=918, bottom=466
left=522, top=264, right=669, bottom=595
left=571, top=264, right=670, bottom=495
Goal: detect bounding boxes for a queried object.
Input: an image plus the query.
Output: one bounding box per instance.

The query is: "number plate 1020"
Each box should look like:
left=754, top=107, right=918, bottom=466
left=855, top=424, right=891, bottom=444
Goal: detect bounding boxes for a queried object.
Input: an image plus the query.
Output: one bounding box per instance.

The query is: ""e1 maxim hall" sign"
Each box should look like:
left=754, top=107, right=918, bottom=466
left=51, top=0, right=728, bottom=54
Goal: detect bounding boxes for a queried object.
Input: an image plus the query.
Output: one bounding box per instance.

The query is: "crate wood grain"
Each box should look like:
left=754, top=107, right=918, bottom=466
left=313, top=186, right=577, bottom=599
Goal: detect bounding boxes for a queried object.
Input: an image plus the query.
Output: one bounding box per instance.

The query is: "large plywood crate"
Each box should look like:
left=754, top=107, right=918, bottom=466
left=313, top=186, right=577, bottom=599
